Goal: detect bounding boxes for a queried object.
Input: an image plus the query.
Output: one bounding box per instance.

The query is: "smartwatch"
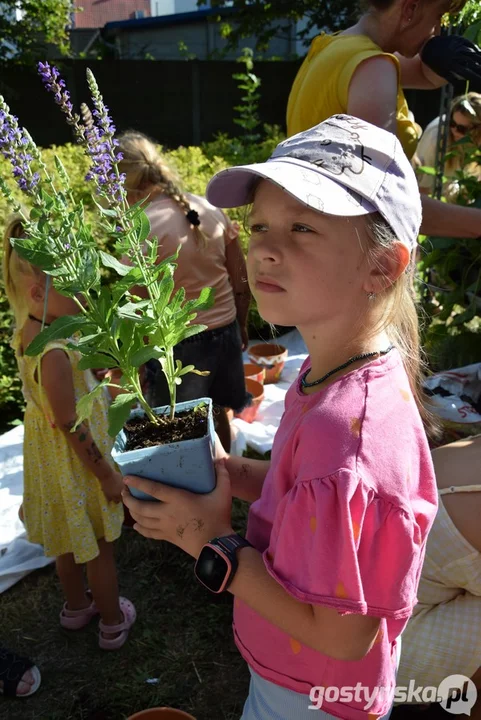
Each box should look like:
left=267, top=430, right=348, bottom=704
left=194, top=534, right=253, bottom=593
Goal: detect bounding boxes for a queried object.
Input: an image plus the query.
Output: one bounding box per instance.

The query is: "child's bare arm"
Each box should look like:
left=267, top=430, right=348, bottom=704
left=41, top=349, right=123, bottom=502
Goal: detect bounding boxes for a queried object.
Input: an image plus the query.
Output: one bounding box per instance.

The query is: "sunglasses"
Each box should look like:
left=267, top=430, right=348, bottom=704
left=450, top=119, right=474, bottom=136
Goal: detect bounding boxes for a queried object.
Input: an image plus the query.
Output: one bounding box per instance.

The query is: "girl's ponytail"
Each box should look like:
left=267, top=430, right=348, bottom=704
left=3, top=215, right=30, bottom=329
left=117, top=131, right=209, bottom=248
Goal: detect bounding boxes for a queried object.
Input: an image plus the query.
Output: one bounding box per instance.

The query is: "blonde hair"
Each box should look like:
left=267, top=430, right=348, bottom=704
left=117, top=131, right=209, bottom=248
left=365, top=213, right=439, bottom=438
left=2, top=214, right=44, bottom=331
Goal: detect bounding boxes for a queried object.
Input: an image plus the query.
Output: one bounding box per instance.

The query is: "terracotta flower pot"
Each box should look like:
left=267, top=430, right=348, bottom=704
left=243, top=362, right=266, bottom=385
left=127, top=708, right=196, bottom=720
left=248, top=343, right=288, bottom=384
left=235, top=378, right=264, bottom=423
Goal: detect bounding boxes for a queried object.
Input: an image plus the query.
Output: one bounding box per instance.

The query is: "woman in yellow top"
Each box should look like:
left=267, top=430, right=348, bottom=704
left=287, top=0, right=481, bottom=240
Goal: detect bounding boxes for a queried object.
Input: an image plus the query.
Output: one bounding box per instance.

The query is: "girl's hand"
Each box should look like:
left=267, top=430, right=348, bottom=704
left=100, top=469, right=124, bottom=504
left=121, top=460, right=234, bottom=559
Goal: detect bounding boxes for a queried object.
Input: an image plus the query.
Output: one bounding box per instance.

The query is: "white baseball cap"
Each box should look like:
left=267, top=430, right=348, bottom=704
left=206, top=114, right=422, bottom=251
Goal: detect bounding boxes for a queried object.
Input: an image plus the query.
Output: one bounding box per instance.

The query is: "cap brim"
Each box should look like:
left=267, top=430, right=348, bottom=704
left=205, top=158, right=377, bottom=216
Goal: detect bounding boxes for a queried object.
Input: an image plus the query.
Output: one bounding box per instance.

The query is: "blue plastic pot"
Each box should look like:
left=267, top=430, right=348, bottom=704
left=112, top=397, right=216, bottom=501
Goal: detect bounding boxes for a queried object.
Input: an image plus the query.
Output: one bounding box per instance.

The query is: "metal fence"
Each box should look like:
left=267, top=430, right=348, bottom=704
left=1, top=59, right=441, bottom=149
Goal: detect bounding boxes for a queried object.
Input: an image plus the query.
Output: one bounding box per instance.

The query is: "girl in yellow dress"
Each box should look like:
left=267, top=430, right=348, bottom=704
left=3, top=216, right=136, bottom=650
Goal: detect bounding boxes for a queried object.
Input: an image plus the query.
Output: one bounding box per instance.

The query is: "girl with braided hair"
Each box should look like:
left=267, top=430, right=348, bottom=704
left=117, top=131, right=250, bottom=452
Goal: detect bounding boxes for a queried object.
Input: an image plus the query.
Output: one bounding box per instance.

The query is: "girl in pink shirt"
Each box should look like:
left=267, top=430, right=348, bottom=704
left=123, top=115, right=438, bottom=720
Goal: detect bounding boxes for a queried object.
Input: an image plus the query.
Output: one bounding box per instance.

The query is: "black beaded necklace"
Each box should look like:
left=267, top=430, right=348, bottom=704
left=28, top=314, right=50, bottom=327
left=300, top=346, right=393, bottom=389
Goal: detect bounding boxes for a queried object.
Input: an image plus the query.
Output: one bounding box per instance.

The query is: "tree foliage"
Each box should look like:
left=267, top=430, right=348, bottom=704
left=199, top=0, right=361, bottom=53
left=0, top=0, right=74, bottom=64
left=200, top=0, right=481, bottom=54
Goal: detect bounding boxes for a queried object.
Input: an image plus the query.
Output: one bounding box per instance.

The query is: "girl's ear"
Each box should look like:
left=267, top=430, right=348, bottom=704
left=30, top=281, right=45, bottom=304
left=365, top=242, right=411, bottom=295
left=400, top=0, right=420, bottom=28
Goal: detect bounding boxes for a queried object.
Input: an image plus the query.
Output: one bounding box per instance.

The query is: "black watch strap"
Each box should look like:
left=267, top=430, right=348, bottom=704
left=210, top=534, right=253, bottom=555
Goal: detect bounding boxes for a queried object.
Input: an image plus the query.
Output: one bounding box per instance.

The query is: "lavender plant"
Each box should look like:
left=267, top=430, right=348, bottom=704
left=0, top=63, right=214, bottom=435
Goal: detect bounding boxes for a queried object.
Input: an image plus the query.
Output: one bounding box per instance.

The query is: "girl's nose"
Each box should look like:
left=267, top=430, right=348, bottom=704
left=249, top=233, right=282, bottom=264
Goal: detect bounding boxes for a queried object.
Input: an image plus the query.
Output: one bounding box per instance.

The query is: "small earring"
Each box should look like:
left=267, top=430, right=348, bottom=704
left=367, top=292, right=376, bottom=301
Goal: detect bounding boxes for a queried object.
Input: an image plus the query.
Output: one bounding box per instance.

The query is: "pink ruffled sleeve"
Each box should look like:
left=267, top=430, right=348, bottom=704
left=264, top=470, right=423, bottom=619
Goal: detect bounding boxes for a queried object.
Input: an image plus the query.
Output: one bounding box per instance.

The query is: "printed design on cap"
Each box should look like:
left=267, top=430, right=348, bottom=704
left=273, top=116, right=374, bottom=180
left=299, top=168, right=364, bottom=210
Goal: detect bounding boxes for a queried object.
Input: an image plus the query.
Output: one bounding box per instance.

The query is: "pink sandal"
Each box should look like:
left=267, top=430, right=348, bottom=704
left=60, top=592, right=99, bottom=630
left=98, top=597, right=136, bottom=651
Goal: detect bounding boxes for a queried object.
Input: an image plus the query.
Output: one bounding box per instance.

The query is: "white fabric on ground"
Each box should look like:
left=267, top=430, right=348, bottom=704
left=0, top=423, right=54, bottom=595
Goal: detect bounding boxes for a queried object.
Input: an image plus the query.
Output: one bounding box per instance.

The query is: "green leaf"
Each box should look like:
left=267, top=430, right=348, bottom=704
left=451, top=305, right=477, bottom=326
left=80, top=248, right=100, bottom=290
left=117, top=301, right=149, bottom=322
left=99, top=250, right=132, bottom=276
left=11, top=237, right=58, bottom=271
left=178, top=363, right=195, bottom=376
left=170, top=287, right=186, bottom=312
left=417, top=165, right=437, bottom=176
left=181, top=287, right=215, bottom=317
left=134, top=209, right=151, bottom=244
left=71, top=333, right=105, bottom=349
left=111, top=266, right=144, bottom=304
left=95, top=286, right=113, bottom=324
left=92, top=196, right=119, bottom=217
left=108, top=393, right=138, bottom=437
left=426, top=236, right=457, bottom=250
left=77, top=353, right=118, bottom=370
left=25, top=315, right=93, bottom=356
left=464, top=18, right=481, bottom=45
left=155, top=273, right=175, bottom=315
left=118, top=319, right=136, bottom=353
left=40, top=188, right=55, bottom=209
left=130, top=345, right=164, bottom=367
left=167, top=322, right=207, bottom=347
left=74, top=380, right=110, bottom=430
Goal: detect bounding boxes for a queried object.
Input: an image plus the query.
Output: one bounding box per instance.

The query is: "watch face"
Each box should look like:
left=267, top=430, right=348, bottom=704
left=195, top=545, right=230, bottom=593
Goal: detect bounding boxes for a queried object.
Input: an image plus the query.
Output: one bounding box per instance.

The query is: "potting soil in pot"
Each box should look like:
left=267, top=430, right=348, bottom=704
left=124, top=405, right=209, bottom=451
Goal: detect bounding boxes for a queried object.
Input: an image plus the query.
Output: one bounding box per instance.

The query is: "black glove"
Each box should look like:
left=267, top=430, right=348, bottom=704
left=421, top=35, right=481, bottom=87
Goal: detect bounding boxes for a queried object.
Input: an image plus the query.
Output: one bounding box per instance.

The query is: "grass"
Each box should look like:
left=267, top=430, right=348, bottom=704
left=1, top=499, right=251, bottom=720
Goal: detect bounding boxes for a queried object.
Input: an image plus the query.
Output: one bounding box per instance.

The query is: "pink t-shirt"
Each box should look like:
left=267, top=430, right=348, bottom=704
left=234, top=350, right=437, bottom=720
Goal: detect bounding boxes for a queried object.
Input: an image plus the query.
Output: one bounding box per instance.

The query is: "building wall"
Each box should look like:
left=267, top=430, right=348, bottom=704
left=150, top=0, right=205, bottom=14
left=150, top=1, right=175, bottom=15
left=114, top=18, right=296, bottom=60
left=73, top=0, right=152, bottom=28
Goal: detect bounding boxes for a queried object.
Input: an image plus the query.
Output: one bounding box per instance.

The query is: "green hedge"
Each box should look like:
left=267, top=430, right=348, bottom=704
left=0, top=127, right=284, bottom=431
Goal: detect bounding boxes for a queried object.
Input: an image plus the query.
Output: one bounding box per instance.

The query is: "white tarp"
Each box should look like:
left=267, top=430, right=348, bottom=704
left=0, top=423, right=54, bottom=595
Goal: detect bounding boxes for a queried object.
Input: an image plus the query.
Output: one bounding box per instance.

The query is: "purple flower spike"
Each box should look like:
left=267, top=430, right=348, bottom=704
left=0, top=102, right=41, bottom=194
left=38, top=62, right=85, bottom=143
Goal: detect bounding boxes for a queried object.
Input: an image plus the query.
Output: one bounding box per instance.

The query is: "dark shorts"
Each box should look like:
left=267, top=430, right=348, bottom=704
left=145, top=320, right=249, bottom=412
